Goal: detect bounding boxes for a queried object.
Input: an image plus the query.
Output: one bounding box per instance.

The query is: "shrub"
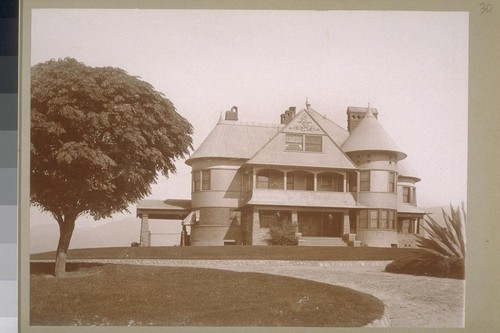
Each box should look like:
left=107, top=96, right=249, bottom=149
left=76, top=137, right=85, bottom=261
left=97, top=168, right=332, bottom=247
left=385, top=203, right=466, bottom=279
left=266, top=218, right=298, bottom=246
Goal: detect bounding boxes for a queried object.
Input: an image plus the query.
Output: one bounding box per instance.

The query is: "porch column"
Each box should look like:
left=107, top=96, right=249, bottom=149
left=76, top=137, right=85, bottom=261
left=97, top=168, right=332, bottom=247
left=313, top=173, right=318, bottom=191
left=291, top=210, right=299, bottom=233
left=356, top=171, right=360, bottom=193
left=252, top=208, right=262, bottom=245
left=343, top=172, right=347, bottom=192
left=284, top=172, right=288, bottom=190
left=140, top=214, right=151, bottom=247
left=343, top=213, right=351, bottom=238
left=253, top=169, right=257, bottom=189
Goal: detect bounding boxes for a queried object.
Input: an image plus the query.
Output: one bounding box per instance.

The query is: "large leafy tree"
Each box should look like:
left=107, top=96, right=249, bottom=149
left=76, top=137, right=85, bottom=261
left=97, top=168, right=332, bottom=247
left=31, top=58, right=193, bottom=277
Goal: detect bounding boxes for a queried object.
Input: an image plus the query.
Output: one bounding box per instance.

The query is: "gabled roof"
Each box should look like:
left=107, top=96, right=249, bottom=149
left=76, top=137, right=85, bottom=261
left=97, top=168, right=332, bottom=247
left=185, top=119, right=279, bottom=165
left=341, top=107, right=407, bottom=160
left=246, top=110, right=357, bottom=169
left=307, top=108, right=350, bottom=145
left=398, top=159, right=421, bottom=182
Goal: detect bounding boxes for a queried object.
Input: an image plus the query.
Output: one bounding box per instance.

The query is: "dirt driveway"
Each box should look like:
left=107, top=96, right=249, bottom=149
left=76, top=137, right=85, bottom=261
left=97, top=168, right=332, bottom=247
left=56, top=259, right=465, bottom=328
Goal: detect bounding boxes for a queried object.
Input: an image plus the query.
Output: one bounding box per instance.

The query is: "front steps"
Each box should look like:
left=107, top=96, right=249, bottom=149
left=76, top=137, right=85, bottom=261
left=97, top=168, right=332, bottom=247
left=298, top=236, right=348, bottom=247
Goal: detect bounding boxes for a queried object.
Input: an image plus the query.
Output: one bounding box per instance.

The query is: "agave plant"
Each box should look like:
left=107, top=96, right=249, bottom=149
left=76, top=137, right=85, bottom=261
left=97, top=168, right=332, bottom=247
left=417, top=203, right=466, bottom=259
left=385, top=203, right=466, bottom=279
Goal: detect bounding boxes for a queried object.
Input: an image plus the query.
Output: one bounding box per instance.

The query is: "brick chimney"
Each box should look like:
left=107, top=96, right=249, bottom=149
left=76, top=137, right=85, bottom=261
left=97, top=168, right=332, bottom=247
left=225, top=106, right=238, bottom=121
left=280, top=106, right=296, bottom=125
left=346, top=106, right=378, bottom=133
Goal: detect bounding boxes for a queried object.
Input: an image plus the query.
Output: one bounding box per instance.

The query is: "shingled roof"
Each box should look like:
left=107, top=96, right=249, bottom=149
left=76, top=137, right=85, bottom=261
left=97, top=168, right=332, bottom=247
left=341, top=107, right=407, bottom=160
left=398, top=159, right=421, bottom=182
left=246, top=109, right=357, bottom=169
left=185, top=119, right=279, bottom=165
left=307, top=108, right=350, bottom=145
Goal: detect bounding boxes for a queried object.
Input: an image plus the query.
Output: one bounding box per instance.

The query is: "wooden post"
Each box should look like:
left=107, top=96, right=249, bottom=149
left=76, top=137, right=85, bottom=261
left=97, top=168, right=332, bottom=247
left=140, top=214, right=150, bottom=247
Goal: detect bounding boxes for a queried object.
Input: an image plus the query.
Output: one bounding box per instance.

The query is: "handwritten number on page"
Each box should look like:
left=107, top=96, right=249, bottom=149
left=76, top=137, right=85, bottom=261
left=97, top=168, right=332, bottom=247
left=480, top=2, right=493, bottom=14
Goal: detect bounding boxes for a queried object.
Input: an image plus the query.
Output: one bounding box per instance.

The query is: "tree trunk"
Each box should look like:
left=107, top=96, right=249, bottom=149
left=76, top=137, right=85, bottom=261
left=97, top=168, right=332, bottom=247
left=55, top=216, right=76, bottom=278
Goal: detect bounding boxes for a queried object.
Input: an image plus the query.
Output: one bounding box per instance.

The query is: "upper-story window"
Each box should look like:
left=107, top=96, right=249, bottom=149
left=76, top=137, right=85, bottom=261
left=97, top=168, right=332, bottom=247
left=360, top=171, right=370, bottom=191
left=287, top=171, right=314, bottom=191
left=256, top=170, right=284, bottom=189
left=318, top=172, right=343, bottom=192
left=192, top=169, right=211, bottom=192
left=285, top=134, right=322, bottom=152
left=388, top=172, right=396, bottom=193
left=402, top=186, right=416, bottom=204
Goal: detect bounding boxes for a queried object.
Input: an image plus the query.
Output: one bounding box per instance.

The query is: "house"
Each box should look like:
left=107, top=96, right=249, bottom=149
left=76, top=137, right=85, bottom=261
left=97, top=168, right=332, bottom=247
left=136, top=102, right=426, bottom=247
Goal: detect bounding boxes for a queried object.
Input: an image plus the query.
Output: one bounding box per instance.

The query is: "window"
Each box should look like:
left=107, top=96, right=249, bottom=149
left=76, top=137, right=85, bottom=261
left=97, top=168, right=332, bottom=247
left=305, top=135, right=322, bottom=152
left=285, top=134, right=303, bottom=151
left=321, top=175, right=332, bottom=188
left=360, top=171, right=370, bottom=191
left=359, top=209, right=396, bottom=230
left=379, top=210, right=388, bottom=229
left=243, top=171, right=253, bottom=191
left=388, top=172, right=395, bottom=193
left=402, top=186, right=416, bottom=203
left=369, top=210, right=378, bottom=228
left=285, top=134, right=322, bottom=152
left=359, top=210, right=368, bottom=228
left=403, top=187, right=410, bottom=203
left=257, top=175, right=270, bottom=189
left=388, top=210, right=395, bottom=229
left=287, top=171, right=314, bottom=191
left=348, top=173, right=357, bottom=192
left=256, top=170, right=284, bottom=189
left=202, top=170, right=211, bottom=190
left=318, top=172, right=343, bottom=192
left=193, top=171, right=201, bottom=192
left=192, top=170, right=211, bottom=192
left=259, top=210, right=291, bottom=228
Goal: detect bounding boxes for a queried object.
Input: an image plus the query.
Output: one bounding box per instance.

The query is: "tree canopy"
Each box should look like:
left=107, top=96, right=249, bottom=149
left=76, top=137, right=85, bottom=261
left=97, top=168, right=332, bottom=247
left=31, top=58, right=193, bottom=276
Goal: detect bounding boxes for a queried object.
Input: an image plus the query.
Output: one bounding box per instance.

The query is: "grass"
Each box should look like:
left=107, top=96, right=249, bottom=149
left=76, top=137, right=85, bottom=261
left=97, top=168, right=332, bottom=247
left=30, top=262, right=384, bottom=327
left=31, top=245, right=419, bottom=261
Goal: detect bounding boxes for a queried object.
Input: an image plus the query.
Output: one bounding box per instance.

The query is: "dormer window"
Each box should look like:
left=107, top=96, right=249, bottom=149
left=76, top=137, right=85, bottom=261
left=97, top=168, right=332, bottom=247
left=285, top=134, right=322, bottom=152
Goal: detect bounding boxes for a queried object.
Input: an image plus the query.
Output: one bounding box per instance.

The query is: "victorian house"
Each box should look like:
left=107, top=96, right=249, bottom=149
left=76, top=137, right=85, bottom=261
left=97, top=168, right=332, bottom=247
left=137, top=102, right=426, bottom=247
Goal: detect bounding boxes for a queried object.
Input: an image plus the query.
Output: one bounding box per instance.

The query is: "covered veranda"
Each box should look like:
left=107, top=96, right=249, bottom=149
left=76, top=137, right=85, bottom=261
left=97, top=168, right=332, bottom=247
left=136, top=199, right=195, bottom=246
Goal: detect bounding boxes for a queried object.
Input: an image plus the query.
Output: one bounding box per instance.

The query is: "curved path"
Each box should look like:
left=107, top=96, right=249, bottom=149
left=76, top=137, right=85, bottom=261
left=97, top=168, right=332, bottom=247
left=44, top=259, right=465, bottom=328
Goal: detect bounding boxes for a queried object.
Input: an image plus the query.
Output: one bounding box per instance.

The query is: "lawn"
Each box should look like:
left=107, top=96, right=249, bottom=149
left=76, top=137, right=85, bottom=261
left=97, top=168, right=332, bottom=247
left=31, top=245, right=419, bottom=261
left=30, top=262, right=384, bottom=327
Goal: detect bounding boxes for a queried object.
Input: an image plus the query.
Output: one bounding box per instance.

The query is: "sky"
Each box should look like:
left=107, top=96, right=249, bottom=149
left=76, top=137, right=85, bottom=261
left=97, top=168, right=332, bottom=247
left=30, top=9, right=468, bottom=234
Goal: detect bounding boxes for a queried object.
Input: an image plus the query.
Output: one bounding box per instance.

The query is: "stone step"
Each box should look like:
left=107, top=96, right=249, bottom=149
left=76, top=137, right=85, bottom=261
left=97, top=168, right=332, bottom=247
left=298, top=237, right=347, bottom=247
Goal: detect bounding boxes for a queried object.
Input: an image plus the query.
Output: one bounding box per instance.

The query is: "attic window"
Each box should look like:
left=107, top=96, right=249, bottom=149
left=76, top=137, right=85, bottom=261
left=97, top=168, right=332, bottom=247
left=285, top=134, right=322, bottom=152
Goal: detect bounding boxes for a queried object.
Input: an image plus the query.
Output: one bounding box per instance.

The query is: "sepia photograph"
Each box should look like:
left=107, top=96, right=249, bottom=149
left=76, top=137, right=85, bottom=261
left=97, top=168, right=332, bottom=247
left=21, top=1, right=473, bottom=330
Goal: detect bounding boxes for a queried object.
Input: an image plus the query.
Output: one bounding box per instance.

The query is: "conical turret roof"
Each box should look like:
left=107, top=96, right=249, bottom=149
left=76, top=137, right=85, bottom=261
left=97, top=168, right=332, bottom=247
left=341, top=108, right=407, bottom=160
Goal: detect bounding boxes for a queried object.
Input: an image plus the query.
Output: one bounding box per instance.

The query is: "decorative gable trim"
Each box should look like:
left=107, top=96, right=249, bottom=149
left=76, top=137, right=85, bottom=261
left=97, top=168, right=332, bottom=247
left=283, top=111, right=323, bottom=134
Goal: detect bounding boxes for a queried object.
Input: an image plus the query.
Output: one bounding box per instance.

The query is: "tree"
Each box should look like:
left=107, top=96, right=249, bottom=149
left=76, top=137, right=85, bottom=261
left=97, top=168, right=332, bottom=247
left=31, top=58, right=193, bottom=277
